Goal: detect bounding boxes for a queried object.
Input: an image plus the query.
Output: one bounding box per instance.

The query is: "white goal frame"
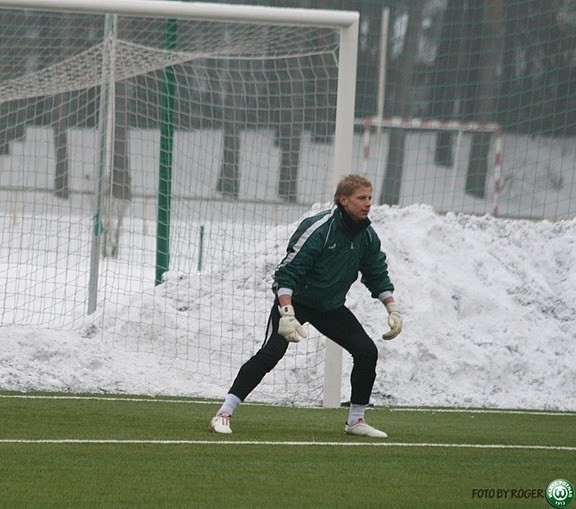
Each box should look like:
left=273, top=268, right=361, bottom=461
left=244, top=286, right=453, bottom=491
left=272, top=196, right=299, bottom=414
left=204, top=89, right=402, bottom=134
left=360, top=116, right=503, bottom=215
left=0, top=0, right=359, bottom=408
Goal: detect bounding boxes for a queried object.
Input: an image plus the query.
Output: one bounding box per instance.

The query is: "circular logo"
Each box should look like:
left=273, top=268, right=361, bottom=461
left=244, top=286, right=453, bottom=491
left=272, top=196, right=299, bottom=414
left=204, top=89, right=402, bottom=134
left=546, top=479, right=575, bottom=508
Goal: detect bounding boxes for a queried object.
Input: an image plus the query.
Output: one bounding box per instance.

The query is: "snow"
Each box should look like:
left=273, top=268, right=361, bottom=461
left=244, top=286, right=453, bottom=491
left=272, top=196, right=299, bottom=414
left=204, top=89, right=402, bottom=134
left=0, top=127, right=575, bottom=411
left=1, top=203, right=575, bottom=411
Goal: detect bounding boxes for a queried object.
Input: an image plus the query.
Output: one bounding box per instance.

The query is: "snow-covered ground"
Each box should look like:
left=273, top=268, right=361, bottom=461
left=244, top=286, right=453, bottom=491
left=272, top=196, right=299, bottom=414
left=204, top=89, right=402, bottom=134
left=1, top=128, right=575, bottom=411
left=1, top=204, right=574, bottom=411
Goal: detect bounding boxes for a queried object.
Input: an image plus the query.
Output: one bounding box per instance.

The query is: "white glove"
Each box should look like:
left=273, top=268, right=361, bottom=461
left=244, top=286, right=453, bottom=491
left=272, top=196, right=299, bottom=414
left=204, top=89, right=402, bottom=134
left=382, top=302, right=402, bottom=340
left=278, top=305, right=308, bottom=343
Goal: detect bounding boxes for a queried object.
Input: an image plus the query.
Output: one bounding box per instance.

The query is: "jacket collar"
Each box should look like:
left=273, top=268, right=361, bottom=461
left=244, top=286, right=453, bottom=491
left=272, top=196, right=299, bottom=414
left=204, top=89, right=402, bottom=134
left=336, top=203, right=371, bottom=236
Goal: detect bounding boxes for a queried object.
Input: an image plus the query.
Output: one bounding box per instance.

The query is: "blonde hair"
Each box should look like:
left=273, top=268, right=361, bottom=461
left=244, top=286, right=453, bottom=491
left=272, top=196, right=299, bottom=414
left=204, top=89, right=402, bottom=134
left=333, top=174, right=372, bottom=205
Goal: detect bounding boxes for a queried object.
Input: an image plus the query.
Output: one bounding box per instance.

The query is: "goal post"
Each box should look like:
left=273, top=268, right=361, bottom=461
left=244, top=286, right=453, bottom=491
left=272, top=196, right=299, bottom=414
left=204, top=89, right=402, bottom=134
left=0, top=0, right=358, bottom=407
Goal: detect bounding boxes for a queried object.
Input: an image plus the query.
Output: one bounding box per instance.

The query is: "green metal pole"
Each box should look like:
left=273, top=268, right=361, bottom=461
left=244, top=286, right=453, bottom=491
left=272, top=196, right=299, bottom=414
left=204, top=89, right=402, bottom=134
left=155, top=18, right=177, bottom=285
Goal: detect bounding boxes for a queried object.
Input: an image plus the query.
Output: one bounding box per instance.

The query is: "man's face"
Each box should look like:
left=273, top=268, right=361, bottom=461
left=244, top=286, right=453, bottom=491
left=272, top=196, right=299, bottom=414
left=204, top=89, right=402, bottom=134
left=339, top=185, right=373, bottom=221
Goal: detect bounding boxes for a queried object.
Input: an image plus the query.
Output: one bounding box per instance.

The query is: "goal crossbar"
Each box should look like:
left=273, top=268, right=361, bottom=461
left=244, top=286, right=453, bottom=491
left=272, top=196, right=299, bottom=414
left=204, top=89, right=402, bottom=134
left=365, top=116, right=500, bottom=133
left=0, top=0, right=357, bottom=28
left=358, top=116, right=503, bottom=216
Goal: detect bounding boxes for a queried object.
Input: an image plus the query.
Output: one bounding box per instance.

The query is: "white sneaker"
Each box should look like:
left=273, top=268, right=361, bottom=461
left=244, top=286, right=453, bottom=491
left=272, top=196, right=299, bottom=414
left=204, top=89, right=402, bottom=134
left=210, top=414, right=232, bottom=434
left=345, top=418, right=387, bottom=438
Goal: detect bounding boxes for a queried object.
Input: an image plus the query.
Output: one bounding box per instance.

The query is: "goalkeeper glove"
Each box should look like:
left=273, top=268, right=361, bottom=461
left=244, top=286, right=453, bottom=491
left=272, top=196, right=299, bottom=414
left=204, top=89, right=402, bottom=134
left=382, top=302, right=402, bottom=340
left=278, top=305, right=308, bottom=343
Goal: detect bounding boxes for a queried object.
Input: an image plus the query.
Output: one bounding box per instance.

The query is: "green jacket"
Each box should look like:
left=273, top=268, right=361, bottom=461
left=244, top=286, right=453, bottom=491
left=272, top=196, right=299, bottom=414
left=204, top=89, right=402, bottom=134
left=273, top=206, right=394, bottom=311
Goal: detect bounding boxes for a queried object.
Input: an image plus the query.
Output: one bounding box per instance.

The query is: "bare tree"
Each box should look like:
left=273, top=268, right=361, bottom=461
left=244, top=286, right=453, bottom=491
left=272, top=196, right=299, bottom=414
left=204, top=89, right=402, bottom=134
left=380, top=1, right=424, bottom=205
left=430, top=0, right=468, bottom=167
left=101, top=80, right=132, bottom=258
left=52, top=90, right=70, bottom=199
left=51, top=13, right=73, bottom=200
left=277, top=57, right=304, bottom=203
left=216, top=55, right=242, bottom=198
left=0, top=10, right=27, bottom=155
left=465, top=0, right=504, bottom=198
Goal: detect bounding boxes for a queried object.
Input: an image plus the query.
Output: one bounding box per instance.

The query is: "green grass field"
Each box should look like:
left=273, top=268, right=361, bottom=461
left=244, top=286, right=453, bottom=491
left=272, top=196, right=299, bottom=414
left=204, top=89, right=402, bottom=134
left=0, top=392, right=574, bottom=508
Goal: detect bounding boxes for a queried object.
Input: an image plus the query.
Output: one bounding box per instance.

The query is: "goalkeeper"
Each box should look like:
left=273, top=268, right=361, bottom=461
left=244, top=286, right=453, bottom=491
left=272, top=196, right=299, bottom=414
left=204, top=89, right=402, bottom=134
left=210, top=174, right=402, bottom=437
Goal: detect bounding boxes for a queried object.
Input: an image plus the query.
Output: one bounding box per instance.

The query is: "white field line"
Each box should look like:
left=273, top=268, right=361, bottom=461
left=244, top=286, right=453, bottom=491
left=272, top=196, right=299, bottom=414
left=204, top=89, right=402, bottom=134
left=2, top=395, right=573, bottom=450
left=1, top=394, right=575, bottom=417
left=387, top=407, right=576, bottom=417
left=0, top=439, right=574, bottom=451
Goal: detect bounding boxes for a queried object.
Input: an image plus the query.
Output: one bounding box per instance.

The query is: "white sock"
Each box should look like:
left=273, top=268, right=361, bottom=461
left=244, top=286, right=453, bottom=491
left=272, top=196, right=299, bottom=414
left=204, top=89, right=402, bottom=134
left=347, top=404, right=367, bottom=426
left=217, top=393, right=242, bottom=416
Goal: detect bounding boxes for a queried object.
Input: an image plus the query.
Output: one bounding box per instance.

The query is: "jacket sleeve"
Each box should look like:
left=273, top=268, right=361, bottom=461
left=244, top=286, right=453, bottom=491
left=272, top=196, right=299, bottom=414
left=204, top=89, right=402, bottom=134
left=360, top=229, right=395, bottom=298
left=274, top=221, right=325, bottom=291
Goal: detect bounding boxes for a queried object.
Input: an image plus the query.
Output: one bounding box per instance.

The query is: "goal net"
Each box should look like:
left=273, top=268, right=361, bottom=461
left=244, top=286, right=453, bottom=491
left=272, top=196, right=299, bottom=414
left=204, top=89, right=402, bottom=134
left=0, top=0, right=359, bottom=406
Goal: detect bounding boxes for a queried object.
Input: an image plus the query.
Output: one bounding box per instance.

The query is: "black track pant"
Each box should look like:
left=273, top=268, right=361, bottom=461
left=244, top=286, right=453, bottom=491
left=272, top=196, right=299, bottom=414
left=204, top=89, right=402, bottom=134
left=228, top=299, right=379, bottom=405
